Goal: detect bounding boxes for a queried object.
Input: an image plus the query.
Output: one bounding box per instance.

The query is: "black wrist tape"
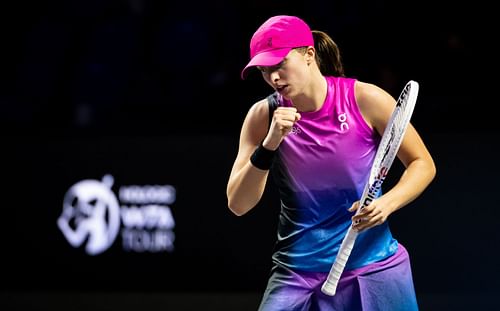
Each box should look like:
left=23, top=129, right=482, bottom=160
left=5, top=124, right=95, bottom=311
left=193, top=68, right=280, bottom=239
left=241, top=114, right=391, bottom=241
left=250, top=143, right=277, bottom=170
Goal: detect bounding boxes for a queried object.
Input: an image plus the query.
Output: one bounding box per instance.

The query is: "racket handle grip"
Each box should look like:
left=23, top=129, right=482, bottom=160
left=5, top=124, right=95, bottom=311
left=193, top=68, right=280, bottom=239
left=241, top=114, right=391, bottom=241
left=321, top=228, right=358, bottom=296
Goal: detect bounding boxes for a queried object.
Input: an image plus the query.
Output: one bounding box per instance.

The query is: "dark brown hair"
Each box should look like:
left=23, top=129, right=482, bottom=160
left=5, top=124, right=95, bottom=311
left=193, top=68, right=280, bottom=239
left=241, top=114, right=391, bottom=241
left=312, top=30, right=345, bottom=77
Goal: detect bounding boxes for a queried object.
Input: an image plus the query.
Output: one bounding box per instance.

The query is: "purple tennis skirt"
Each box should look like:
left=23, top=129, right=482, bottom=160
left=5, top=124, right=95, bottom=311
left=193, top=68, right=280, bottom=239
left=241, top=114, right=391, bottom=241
left=258, top=243, right=418, bottom=311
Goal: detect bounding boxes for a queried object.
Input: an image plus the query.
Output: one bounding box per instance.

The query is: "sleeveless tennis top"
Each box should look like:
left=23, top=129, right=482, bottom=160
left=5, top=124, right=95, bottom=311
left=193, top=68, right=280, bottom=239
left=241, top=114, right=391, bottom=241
left=269, top=76, right=398, bottom=272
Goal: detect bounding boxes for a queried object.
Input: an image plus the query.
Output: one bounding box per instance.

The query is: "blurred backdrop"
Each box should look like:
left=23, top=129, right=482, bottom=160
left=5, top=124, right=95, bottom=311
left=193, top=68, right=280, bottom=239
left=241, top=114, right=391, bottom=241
left=1, top=0, right=497, bottom=310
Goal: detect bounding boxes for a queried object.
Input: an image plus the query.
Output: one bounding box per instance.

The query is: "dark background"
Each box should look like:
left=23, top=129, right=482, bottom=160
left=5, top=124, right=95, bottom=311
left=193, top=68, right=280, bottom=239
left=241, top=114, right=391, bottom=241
left=1, top=0, right=497, bottom=310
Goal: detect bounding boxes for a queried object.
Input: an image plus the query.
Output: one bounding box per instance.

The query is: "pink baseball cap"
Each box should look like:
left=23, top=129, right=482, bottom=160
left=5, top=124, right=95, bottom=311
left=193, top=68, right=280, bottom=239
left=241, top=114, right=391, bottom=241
left=241, top=15, right=314, bottom=79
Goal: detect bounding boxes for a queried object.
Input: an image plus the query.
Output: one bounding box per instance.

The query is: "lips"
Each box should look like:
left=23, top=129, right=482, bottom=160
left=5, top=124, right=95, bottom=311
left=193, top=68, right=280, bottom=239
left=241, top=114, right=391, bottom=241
left=276, top=85, right=288, bottom=93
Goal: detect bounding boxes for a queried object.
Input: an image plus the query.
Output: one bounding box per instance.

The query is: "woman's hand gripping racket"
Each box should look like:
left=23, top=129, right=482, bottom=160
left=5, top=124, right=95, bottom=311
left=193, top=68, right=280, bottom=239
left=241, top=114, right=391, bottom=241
left=321, top=80, right=420, bottom=296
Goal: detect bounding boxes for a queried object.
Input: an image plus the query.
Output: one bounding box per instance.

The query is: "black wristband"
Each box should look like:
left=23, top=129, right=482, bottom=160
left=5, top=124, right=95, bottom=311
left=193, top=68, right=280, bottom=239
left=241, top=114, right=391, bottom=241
left=250, top=143, right=277, bottom=170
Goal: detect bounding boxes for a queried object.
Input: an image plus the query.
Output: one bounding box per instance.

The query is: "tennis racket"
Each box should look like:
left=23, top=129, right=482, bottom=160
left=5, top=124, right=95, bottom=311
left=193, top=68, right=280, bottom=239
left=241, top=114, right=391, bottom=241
left=321, top=80, right=419, bottom=296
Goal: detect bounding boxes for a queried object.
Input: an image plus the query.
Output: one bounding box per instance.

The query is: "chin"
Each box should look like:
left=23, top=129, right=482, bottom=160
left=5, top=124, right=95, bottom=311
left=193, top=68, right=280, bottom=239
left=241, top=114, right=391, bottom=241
left=279, top=88, right=294, bottom=100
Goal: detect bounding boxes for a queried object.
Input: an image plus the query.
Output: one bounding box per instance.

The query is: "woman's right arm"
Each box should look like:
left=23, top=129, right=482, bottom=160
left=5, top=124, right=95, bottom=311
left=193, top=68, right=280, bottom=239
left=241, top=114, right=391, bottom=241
left=226, top=98, right=271, bottom=216
left=226, top=97, right=301, bottom=216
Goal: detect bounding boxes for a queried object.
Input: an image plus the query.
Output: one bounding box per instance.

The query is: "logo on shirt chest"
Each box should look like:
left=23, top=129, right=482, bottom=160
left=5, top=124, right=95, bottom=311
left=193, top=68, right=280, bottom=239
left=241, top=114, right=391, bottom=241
left=290, top=126, right=302, bottom=135
left=338, top=113, right=349, bottom=132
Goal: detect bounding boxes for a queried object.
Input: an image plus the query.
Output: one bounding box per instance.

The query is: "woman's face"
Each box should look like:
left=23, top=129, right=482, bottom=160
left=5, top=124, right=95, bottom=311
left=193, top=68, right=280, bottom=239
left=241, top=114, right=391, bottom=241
left=258, top=48, right=314, bottom=100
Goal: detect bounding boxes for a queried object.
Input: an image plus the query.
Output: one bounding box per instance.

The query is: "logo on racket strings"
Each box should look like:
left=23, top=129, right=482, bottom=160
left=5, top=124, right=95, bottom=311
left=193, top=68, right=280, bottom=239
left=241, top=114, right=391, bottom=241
left=361, top=166, right=388, bottom=210
left=396, top=83, right=411, bottom=108
left=381, top=126, right=396, bottom=164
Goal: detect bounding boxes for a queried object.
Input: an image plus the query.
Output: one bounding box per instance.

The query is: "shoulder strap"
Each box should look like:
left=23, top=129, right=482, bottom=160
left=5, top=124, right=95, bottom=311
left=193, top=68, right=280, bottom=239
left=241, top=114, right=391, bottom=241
left=266, top=92, right=279, bottom=130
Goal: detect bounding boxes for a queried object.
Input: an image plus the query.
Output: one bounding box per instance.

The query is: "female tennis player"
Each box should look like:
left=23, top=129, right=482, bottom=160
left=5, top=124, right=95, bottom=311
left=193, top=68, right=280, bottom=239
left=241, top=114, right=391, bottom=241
left=226, top=15, right=436, bottom=310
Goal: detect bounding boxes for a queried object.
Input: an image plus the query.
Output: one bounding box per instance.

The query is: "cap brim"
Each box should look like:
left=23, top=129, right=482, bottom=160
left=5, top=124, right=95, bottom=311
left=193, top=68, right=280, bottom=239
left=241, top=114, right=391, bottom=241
left=240, top=48, right=292, bottom=80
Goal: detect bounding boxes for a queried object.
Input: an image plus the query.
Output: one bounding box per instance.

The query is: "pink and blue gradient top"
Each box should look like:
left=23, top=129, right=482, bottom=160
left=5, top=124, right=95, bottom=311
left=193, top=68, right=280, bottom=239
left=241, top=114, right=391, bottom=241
left=270, top=76, right=398, bottom=272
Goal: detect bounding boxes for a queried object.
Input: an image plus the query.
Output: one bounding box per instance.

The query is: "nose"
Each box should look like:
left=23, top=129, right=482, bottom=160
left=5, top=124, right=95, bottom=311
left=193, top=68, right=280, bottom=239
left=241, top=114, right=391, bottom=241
left=269, top=71, right=280, bottom=83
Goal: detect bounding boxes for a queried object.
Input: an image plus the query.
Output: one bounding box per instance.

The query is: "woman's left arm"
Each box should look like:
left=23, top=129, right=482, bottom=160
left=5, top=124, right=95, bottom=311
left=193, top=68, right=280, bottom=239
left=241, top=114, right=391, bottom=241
left=351, top=81, right=437, bottom=232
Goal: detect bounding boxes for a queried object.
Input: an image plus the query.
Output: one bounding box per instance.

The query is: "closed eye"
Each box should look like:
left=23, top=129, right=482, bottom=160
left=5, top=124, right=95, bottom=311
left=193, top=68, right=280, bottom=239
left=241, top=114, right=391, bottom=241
left=257, top=60, right=285, bottom=74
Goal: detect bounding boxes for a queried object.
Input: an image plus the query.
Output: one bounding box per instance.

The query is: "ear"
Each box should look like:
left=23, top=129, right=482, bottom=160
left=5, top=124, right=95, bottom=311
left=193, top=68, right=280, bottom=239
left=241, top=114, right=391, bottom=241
left=305, top=46, right=315, bottom=65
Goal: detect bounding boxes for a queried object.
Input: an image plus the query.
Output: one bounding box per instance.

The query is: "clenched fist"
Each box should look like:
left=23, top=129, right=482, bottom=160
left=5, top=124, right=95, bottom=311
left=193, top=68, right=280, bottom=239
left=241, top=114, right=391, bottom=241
left=263, top=107, right=301, bottom=150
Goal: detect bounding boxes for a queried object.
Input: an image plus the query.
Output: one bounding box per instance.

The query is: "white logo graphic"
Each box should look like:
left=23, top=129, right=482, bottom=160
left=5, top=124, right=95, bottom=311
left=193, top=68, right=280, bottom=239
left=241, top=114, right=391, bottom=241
left=58, top=175, right=176, bottom=255
left=338, top=113, right=349, bottom=132
left=57, top=175, right=120, bottom=255
left=291, top=126, right=302, bottom=135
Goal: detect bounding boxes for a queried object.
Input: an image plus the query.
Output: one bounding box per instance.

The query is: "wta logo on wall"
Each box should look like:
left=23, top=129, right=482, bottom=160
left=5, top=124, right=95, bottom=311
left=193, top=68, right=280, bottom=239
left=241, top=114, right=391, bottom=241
left=57, top=174, right=176, bottom=255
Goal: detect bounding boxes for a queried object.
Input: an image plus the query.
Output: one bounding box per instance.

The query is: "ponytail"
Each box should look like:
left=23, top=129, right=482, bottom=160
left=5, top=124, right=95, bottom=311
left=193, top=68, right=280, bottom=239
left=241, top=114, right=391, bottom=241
left=312, top=30, right=345, bottom=77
